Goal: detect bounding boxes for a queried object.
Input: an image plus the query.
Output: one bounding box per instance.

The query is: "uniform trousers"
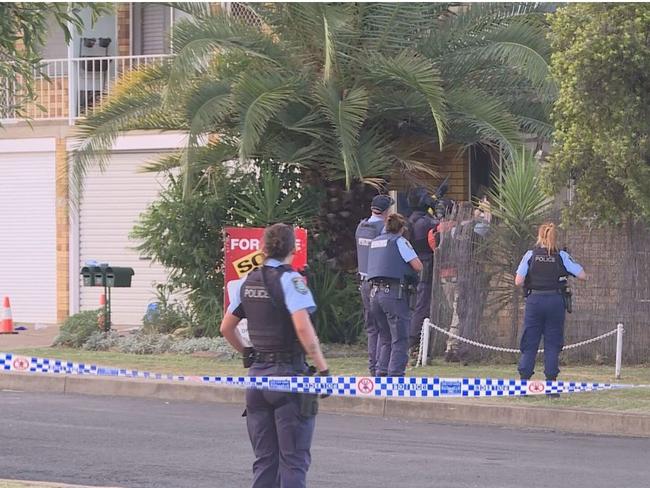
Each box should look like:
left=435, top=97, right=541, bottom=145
left=409, top=259, right=432, bottom=349
left=518, top=293, right=566, bottom=380
left=370, top=284, right=411, bottom=376
left=246, top=360, right=315, bottom=488
left=360, top=279, right=382, bottom=375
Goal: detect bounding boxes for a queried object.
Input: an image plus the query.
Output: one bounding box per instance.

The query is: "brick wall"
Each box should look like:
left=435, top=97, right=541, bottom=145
left=389, top=142, right=469, bottom=202
left=117, top=3, right=131, bottom=56
left=55, top=138, right=69, bottom=323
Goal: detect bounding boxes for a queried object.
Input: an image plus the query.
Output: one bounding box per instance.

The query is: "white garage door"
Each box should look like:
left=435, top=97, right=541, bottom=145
left=78, top=152, right=169, bottom=325
left=0, top=149, right=56, bottom=324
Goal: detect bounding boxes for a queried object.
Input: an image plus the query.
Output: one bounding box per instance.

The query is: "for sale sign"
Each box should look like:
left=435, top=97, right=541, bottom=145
left=223, top=227, right=307, bottom=310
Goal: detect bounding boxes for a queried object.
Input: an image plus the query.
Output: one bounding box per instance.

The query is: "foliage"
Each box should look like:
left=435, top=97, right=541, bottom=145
left=131, top=171, right=234, bottom=337
left=141, top=284, right=195, bottom=335
left=231, top=163, right=319, bottom=227
left=71, top=3, right=556, bottom=270
left=82, top=330, right=121, bottom=351
left=54, top=310, right=101, bottom=348
left=132, top=160, right=320, bottom=335
left=486, top=148, right=552, bottom=345
left=81, top=330, right=235, bottom=357
left=68, top=4, right=558, bottom=340
left=0, top=3, right=111, bottom=122
left=545, top=4, right=650, bottom=223
left=307, top=257, right=364, bottom=344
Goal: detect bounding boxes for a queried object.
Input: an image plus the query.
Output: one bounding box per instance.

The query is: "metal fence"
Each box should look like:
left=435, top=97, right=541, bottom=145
left=427, top=204, right=650, bottom=365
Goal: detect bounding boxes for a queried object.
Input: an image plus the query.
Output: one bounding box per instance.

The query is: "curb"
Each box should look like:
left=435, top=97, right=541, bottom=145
left=2, top=372, right=649, bottom=438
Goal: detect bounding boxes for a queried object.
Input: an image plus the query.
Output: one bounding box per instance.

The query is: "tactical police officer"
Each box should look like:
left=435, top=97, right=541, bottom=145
left=368, top=213, right=423, bottom=376
left=406, top=188, right=439, bottom=353
left=355, top=194, right=393, bottom=376
left=220, top=223, right=329, bottom=488
left=515, top=223, right=587, bottom=385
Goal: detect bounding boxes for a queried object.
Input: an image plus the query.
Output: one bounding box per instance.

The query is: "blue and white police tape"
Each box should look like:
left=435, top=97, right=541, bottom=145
left=1, top=352, right=645, bottom=399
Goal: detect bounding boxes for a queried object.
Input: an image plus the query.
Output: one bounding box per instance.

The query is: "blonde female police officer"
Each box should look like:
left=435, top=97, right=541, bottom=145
left=220, top=223, right=329, bottom=488
left=515, top=223, right=587, bottom=382
left=368, top=213, right=423, bottom=376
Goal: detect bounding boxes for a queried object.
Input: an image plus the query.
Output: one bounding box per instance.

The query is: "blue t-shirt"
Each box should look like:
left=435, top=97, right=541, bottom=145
left=516, top=250, right=584, bottom=277
left=396, top=236, right=418, bottom=263
left=227, top=259, right=317, bottom=315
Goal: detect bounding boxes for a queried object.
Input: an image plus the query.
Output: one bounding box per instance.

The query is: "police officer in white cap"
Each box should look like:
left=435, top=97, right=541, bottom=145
left=355, top=194, right=393, bottom=376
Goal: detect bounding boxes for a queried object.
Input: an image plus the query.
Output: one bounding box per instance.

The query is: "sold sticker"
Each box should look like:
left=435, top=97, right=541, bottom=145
left=232, top=250, right=265, bottom=278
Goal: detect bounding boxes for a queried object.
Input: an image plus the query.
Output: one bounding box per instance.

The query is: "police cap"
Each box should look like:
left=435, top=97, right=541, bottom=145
left=371, top=194, right=394, bottom=212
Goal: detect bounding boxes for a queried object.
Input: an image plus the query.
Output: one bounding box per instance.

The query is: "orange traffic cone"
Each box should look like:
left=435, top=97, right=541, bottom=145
left=98, top=293, right=106, bottom=330
left=1, top=296, right=17, bottom=334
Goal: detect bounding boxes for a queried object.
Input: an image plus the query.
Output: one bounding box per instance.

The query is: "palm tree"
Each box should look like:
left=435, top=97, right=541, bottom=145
left=72, top=2, right=555, bottom=270
left=486, top=147, right=553, bottom=346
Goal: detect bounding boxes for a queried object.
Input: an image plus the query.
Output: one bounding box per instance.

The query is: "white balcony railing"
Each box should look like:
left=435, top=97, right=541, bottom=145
left=1, top=54, right=171, bottom=125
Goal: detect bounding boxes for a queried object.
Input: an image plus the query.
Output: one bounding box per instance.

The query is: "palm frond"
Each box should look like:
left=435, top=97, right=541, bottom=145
left=363, top=51, right=447, bottom=147
left=357, top=3, right=450, bottom=53
left=165, top=14, right=283, bottom=103
left=448, top=20, right=556, bottom=102
left=70, top=66, right=180, bottom=204
left=448, top=87, right=522, bottom=159
left=315, top=81, right=369, bottom=189
left=234, top=71, right=299, bottom=163
left=488, top=146, right=552, bottom=238
left=231, top=165, right=315, bottom=226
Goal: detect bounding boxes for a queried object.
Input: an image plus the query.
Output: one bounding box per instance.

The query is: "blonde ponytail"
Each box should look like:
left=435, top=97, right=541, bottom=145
left=536, top=223, right=559, bottom=254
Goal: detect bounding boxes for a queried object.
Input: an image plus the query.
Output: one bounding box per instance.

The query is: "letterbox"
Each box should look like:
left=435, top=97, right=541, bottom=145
left=105, top=267, right=134, bottom=287
left=93, top=267, right=107, bottom=286
left=80, top=266, right=100, bottom=287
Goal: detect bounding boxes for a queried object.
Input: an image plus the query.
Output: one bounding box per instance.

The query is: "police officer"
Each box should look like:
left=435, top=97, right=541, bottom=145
left=515, top=223, right=587, bottom=384
left=368, top=213, right=423, bottom=376
left=220, top=223, right=329, bottom=488
left=406, top=188, right=439, bottom=352
left=355, top=194, right=393, bottom=376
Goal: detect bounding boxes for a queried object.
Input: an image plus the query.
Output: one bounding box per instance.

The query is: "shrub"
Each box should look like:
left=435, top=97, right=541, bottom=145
left=80, top=330, right=236, bottom=357
left=82, top=330, right=121, bottom=351
left=307, top=259, right=364, bottom=344
left=142, top=284, right=194, bottom=335
left=54, top=310, right=101, bottom=348
left=116, top=333, right=174, bottom=355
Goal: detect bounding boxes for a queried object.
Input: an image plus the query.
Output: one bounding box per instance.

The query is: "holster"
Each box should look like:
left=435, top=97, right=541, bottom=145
left=562, top=288, right=573, bottom=313
left=299, top=393, right=319, bottom=417
left=408, top=285, right=417, bottom=309
left=420, top=257, right=433, bottom=284
left=299, top=364, right=319, bottom=417
left=242, top=347, right=255, bottom=368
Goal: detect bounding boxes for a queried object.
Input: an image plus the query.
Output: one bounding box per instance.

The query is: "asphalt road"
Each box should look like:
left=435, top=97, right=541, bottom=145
left=1, top=391, right=648, bottom=488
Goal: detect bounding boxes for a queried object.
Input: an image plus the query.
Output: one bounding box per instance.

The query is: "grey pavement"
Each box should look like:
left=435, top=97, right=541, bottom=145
left=1, top=391, right=649, bottom=488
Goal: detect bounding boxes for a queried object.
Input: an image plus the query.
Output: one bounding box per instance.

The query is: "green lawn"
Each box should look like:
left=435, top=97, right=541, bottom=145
left=7, top=347, right=650, bottom=414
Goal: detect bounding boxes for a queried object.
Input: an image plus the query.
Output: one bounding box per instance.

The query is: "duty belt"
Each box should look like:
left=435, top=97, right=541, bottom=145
left=369, top=278, right=401, bottom=287
left=529, top=289, right=562, bottom=295
left=253, top=351, right=305, bottom=364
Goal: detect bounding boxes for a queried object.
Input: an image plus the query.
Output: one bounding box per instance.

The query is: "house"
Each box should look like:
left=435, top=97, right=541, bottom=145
left=0, top=3, right=198, bottom=326
left=0, top=2, right=481, bottom=327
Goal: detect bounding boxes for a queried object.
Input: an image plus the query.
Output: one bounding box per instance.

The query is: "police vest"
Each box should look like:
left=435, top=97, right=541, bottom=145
left=240, top=265, right=300, bottom=353
left=408, top=211, right=437, bottom=258
left=525, top=247, right=569, bottom=291
left=355, top=218, right=385, bottom=274
left=367, top=233, right=417, bottom=281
